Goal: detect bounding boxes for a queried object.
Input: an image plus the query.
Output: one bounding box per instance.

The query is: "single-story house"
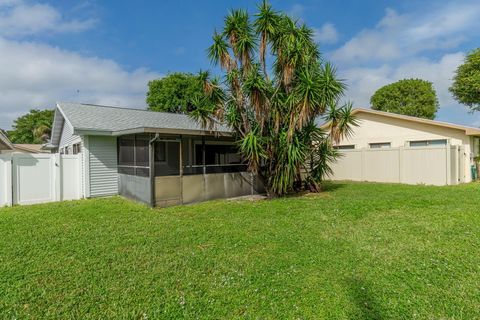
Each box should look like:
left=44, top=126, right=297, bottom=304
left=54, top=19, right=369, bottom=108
left=49, top=102, right=263, bottom=207
left=0, top=130, right=14, bottom=152
left=325, top=108, right=480, bottom=185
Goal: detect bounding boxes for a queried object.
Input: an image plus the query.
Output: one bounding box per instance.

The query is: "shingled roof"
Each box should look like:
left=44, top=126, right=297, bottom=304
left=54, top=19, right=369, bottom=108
left=0, top=129, right=13, bottom=150
left=321, top=108, right=480, bottom=137
left=50, top=102, right=232, bottom=146
left=60, top=102, right=230, bottom=133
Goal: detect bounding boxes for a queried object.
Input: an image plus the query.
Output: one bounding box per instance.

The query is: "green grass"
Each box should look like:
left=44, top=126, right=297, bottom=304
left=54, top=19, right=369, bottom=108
left=1, top=182, right=480, bottom=319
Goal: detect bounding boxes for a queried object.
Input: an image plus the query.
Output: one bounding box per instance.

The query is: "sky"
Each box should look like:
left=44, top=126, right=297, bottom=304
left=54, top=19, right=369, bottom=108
left=0, top=0, right=479, bottom=129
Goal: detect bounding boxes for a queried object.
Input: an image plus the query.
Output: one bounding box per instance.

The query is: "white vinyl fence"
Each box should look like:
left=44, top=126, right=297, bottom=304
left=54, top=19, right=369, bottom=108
left=0, top=154, right=82, bottom=206
left=329, top=145, right=465, bottom=186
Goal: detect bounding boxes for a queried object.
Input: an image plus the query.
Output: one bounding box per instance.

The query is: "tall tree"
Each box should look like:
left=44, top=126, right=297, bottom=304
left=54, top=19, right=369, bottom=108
left=449, top=48, right=480, bottom=112
left=370, top=79, right=439, bottom=120
left=191, top=1, right=357, bottom=197
left=146, top=73, right=204, bottom=113
left=8, top=109, right=54, bottom=144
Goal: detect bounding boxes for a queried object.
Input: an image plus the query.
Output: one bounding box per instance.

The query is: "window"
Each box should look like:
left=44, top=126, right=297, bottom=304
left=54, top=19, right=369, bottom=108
left=72, top=143, right=81, bottom=155
left=154, top=140, right=180, bottom=177
left=334, top=145, right=355, bottom=150
left=409, top=139, right=447, bottom=147
left=369, top=142, right=391, bottom=149
left=135, top=135, right=149, bottom=167
left=154, top=141, right=166, bottom=162
left=188, top=140, right=246, bottom=174
left=118, top=136, right=134, bottom=166
left=195, top=144, right=241, bottom=165
left=117, top=134, right=150, bottom=177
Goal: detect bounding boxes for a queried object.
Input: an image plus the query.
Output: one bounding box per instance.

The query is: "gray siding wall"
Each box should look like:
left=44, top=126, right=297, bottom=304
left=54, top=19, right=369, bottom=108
left=88, top=136, right=118, bottom=197
left=59, top=121, right=80, bottom=149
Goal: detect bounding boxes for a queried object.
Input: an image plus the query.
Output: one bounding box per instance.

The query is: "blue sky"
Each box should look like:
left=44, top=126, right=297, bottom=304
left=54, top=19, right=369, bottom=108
left=0, top=0, right=479, bottom=129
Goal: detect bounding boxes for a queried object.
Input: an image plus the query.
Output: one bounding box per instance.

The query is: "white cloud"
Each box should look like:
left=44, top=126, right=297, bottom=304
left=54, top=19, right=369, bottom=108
left=327, top=1, right=480, bottom=126
left=331, top=2, right=480, bottom=64
left=0, top=1, right=95, bottom=37
left=313, top=23, right=338, bottom=44
left=288, top=4, right=304, bottom=20
left=0, top=37, right=161, bottom=129
left=340, top=52, right=464, bottom=107
left=338, top=50, right=480, bottom=125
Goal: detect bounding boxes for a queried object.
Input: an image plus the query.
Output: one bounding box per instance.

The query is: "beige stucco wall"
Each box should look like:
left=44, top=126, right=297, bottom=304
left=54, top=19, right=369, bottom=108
left=336, top=112, right=478, bottom=182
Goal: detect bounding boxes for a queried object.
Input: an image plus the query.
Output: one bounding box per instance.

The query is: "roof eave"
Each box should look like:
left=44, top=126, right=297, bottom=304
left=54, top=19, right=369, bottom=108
left=324, top=108, right=480, bottom=136
left=465, top=129, right=480, bottom=136
left=74, top=127, right=233, bottom=137
left=0, top=131, right=13, bottom=150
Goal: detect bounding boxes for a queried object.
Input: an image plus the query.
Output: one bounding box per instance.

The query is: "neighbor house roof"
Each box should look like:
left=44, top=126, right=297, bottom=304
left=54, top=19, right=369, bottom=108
left=321, top=108, right=480, bottom=137
left=50, top=102, right=232, bottom=147
left=13, top=144, right=48, bottom=153
left=0, top=129, right=13, bottom=150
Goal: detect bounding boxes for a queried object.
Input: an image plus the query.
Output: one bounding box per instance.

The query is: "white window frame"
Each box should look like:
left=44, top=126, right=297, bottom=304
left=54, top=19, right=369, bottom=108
left=369, top=142, right=391, bottom=149
left=334, top=144, right=355, bottom=150
left=409, top=139, right=448, bottom=147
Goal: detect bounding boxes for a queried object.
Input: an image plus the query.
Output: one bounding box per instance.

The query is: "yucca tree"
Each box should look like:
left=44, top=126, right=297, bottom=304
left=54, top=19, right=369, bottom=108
left=193, top=1, right=357, bottom=197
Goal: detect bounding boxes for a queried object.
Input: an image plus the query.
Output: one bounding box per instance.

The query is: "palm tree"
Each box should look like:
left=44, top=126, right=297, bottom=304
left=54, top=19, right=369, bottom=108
left=195, top=1, right=357, bottom=197
left=33, top=124, right=51, bottom=143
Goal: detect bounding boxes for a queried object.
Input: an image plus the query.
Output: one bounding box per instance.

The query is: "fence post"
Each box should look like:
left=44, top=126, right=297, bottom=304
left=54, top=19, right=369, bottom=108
left=77, top=154, right=83, bottom=199
left=459, top=146, right=466, bottom=183
left=398, top=147, right=404, bottom=184
left=54, top=154, right=61, bottom=201
left=1, top=157, right=5, bottom=206
left=446, top=145, right=451, bottom=185
left=6, top=156, right=12, bottom=206
left=453, top=146, right=459, bottom=185
left=0, top=155, right=12, bottom=206
left=11, top=154, right=18, bottom=205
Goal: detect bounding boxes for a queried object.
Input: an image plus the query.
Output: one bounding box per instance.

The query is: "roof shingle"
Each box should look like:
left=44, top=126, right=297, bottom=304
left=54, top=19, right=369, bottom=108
left=58, top=102, right=231, bottom=134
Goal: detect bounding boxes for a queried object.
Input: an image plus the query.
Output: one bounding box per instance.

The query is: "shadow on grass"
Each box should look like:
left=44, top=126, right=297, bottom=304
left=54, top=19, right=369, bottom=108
left=346, top=277, right=384, bottom=320
left=277, top=182, right=346, bottom=199
left=320, top=181, right=347, bottom=192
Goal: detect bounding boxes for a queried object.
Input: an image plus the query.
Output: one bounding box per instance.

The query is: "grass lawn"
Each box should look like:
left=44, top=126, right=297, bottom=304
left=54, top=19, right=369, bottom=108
left=1, top=182, right=480, bottom=319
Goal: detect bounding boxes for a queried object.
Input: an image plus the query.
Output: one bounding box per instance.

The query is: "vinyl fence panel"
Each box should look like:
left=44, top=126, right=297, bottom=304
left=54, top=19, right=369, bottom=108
left=332, top=150, right=363, bottom=181
left=60, top=155, right=82, bottom=201
left=363, top=148, right=400, bottom=183
left=12, top=154, right=56, bottom=205
left=329, top=146, right=462, bottom=186
left=402, top=147, right=449, bottom=185
left=0, top=155, right=12, bottom=207
left=0, top=153, right=83, bottom=206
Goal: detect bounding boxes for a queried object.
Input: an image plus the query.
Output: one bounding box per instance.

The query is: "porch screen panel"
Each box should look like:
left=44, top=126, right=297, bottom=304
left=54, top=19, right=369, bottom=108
left=154, top=141, right=180, bottom=176
left=117, top=134, right=150, bottom=177
left=187, top=138, right=247, bottom=174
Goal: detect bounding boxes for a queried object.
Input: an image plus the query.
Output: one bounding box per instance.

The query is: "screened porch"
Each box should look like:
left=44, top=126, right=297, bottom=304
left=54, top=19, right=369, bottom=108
left=117, top=133, right=262, bottom=207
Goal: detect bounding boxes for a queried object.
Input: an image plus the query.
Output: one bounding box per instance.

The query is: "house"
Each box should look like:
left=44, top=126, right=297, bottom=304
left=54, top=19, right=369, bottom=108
left=325, top=108, right=480, bottom=185
left=0, top=129, right=50, bottom=154
left=0, top=130, right=13, bottom=153
left=3, top=144, right=51, bottom=154
left=49, top=102, right=262, bottom=207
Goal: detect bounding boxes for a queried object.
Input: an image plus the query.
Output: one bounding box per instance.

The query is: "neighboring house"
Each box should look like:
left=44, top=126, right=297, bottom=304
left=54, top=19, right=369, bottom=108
left=0, top=129, right=14, bottom=153
left=325, top=108, right=480, bottom=185
left=49, top=102, right=262, bottom=207
left=10, top=144, right=50, bottom=154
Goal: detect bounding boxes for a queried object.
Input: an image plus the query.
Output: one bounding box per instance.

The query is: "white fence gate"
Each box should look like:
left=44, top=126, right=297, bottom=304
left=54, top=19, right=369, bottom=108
left=329, top=145, right=465, bottom=186
left=0, top=154, right=82, bottom=206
